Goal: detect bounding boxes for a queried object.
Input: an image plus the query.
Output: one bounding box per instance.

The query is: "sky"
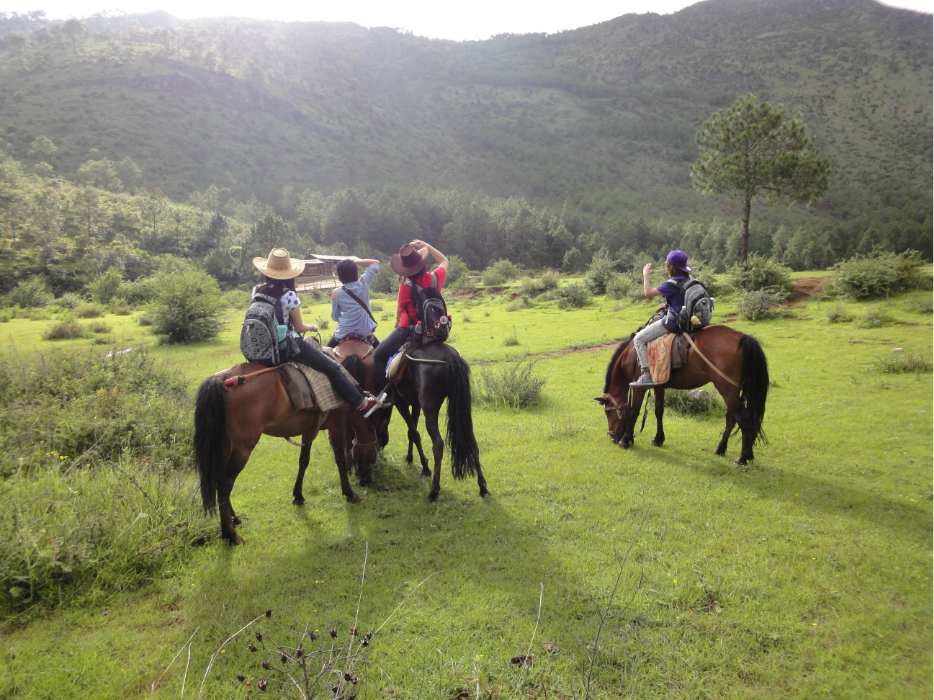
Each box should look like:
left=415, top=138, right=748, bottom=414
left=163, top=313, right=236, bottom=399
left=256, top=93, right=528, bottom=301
left=4, top=0, right=931, bottom=41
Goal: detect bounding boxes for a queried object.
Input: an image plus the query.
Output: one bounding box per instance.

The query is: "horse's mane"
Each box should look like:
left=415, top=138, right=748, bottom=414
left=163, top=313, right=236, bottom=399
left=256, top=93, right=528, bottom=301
left=603, top=334, right=634, bottom=393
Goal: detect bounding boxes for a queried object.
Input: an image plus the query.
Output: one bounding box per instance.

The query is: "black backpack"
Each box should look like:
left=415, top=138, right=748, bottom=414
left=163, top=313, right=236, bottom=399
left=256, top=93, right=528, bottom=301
left=405, top=274, right=452, bottom=343
left=240, top=289, right=289, bottom=365
left=674, top=277, right=715, bottom=332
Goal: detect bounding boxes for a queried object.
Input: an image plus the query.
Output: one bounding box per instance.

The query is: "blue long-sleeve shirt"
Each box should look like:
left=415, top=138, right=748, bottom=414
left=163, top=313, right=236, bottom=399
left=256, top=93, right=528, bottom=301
left=331, top=263, right=379, bottom=339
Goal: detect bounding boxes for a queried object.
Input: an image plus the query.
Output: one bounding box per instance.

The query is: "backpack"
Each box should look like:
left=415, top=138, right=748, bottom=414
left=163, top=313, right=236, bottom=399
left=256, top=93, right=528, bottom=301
left=405, top=274, right=452, bottom=343
left=676, top=277, right=715, bottom=332
left=240, top=290, right=290, bottom=365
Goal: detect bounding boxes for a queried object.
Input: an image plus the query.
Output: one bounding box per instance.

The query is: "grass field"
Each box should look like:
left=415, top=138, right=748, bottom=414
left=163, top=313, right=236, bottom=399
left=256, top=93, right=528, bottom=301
left=0, top=277, right=931, bottom=699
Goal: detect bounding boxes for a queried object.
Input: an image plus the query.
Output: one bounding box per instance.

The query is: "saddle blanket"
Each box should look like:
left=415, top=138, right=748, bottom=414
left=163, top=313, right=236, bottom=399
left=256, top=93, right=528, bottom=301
left=386, top=343, right=410, bottom=380
left=647, top=333, right=691, bottom=385
left=278, top=361, right=359, bottom=412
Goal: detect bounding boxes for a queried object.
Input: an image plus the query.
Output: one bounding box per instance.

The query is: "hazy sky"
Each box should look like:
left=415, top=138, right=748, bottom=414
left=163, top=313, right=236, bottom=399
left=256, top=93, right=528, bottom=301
left=5, top=0, right=931, bottom=41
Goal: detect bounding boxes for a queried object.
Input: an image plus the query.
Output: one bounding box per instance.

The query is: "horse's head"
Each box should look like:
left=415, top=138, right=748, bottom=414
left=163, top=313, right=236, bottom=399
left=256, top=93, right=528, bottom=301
left=595, top=393, right=630, bottom=446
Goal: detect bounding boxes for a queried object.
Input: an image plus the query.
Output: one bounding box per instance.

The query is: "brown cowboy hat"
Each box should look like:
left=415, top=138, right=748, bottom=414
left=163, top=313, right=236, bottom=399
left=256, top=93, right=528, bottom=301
left=390, top=244, right=429, bottom=276
left=252, top=248, right=306, bottom=280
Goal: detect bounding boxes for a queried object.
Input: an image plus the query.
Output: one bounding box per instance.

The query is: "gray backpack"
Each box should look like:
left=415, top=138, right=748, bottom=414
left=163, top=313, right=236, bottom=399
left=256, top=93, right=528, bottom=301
left=240, top=292, right=286, bottom=366
left=677, top=277, right=715, bottom=332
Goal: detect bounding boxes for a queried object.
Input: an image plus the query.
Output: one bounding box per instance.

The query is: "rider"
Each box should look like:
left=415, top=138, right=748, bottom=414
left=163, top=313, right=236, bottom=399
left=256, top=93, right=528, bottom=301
left=630, top=249, right=692, bottom=388
left=328, top=257, right=381, bottom=348
left=252, top=248, right=380, bottom=415
left=373, top=239, right=448, bottom=386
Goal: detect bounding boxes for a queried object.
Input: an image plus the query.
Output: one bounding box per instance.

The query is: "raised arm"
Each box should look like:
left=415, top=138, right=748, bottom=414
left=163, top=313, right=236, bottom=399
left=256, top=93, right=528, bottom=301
left=642, top=262, right=663, bottom=299
left=410, top=239, right=448, bottom=273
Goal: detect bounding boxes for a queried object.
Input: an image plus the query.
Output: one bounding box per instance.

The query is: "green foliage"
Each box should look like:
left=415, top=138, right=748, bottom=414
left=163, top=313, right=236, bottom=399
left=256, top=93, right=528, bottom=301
left=481, top=269, right=506, bottom=286
left=553, top=281, right=591, bottom=309
left=831, top=250, right=928, bottom=299
left=445, top=254, right=470, bottom=288
left=826, top=305, right=854, bottom=323
left=51, top=292, right=82, bottom=309
left=873, top=351, right=932, bottom=374
left=736, top=288, right=789, bottom=320
left=87, top=266, right=123, bottom=305
left=692, top=94, right=831, bottom=262
left=507, top=296, right=535, bottom=312
left=475, top=358, right=545, bottom=408
left=502, top=327, right=520, bottom=345
left=857, top=309, right=895, bottom=328
left=74, top=304, right=104, bottom=318
left=605, top=273, right=632, bottom=300
left=585, top=250, right=620, bottom=295
left=42, top=320, right=87, bottom=340
left=87, top=321, right=112, bottom=334
left=484, top=259, right=521, bottom=282
left=729, top=255, right=794, bottom=293
left=148, top=269, right=224, bottom=343
left=664, top=388, right=724, bottom=415
left=7, top=276, right=52, bottom=308
left=519, top=272, right=560, bottom=297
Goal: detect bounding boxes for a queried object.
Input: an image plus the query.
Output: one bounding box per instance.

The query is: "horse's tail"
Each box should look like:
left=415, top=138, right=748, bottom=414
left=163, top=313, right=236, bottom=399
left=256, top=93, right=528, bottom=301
left=445, top=354, right=479, bottom=479
left=739, top=334, right=769, bottom=445
left=194, top=376, right=227, bottom=513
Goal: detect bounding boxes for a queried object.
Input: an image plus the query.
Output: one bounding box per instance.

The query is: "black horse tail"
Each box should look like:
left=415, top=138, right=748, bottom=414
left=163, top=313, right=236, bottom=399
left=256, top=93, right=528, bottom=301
left=739, top=335, right=769, bottom=446
left=445, top=354, right=479, bottom=479
left=194, top=376, right=227, bottom=513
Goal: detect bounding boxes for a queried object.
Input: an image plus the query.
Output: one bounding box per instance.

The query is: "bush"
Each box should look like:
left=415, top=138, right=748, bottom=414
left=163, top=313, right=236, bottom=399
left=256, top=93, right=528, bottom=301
left=74, top=304, right=105, bottom=318
left=832, top=250, right=927, bottom=299
left=737, top=288, right=789, bottom=320
left=507, top=296, right=534, bottom=312
left=585, top=250, right=620, bottom=295
left=315, top=317, right=330, bottom=330
left=110, top=301, right=132, bottom=316
left=730, top=255, right=794, bottom=293
left=445, top=254, right=470, bottom=288
left=858, top=310, right=894, bottom=328
left=826, top=305, right=854, bottom=323
left=605, top=273, right=632, bottom=299
left=476, top=359, right=545, bottom=408
left=485, top=259, right=521, bottom=281
left=87, top=267, right=123, bottom=305
left=7, top=276, right=52, bottom=308
left=87, top=321, right=112, bottom=334
left=481, top=269, right=507, bottom=286
left=43, top=321, right=88, bottom=340
left=873, top=351, right=932, bottom=374
left=118, top=278, right=157, bottom=306
left=503, top=327, right=520, bottom=346
left=553, top=281, right=591, bottom=309
left=51, top=293, right=82, bottom=310
left=149, top=269, right=224, bottom=343
left=370, top=300, right=384, bottom=312
left=664, top=389, right=723, bottom=415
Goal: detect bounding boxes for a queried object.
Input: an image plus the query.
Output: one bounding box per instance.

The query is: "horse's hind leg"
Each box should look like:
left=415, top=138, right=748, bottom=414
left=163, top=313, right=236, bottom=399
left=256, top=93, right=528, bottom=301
left=422, top=407, right=447, bottom=502
left=292, top=434, right=313, bottom=506
left=218, top=448, right=251, bottom=545
left=651, top=388, right=666, bottom=447
left=396, top=402, right=430, bottom=475
left=715, top=412, right=736, bottom=457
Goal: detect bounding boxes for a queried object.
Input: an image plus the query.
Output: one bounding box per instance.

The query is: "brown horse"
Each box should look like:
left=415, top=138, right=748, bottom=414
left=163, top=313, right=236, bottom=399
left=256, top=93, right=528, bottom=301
left=194, top=363, right=378, bottom=544
left=596, top=325, right=769, bottom=464
left=332, top=339, right=393, bottom=449
left=390, top=341, right=489, bottom=501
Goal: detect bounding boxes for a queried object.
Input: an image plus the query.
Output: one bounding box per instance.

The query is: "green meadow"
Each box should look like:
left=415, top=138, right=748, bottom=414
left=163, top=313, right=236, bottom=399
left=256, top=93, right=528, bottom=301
left=0, top=278, right=931, bottom=699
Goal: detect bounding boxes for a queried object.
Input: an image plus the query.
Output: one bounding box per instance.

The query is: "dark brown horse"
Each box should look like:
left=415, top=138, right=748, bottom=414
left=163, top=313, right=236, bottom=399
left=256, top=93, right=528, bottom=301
left=194, top=363, right=378, bottom=544
left=332, top=339, right=393, bottom=449
left=597, top=325, right=769, bottom=464
left=390, top=342, right=489, bottom=501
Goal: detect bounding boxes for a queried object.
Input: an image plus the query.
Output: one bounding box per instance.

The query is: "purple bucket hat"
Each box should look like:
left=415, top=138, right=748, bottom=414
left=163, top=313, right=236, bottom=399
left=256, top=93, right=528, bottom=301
left=666, top=250, right=692, bottom=273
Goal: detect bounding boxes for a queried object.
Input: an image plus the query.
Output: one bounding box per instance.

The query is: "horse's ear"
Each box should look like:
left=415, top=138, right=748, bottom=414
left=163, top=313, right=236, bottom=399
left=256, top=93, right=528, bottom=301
left=594, top=396, right=608, bottom=405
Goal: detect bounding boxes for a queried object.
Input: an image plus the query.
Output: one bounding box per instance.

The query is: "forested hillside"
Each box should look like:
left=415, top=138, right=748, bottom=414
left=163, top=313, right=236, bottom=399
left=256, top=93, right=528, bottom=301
left=0, top=0, right=930, bottom=295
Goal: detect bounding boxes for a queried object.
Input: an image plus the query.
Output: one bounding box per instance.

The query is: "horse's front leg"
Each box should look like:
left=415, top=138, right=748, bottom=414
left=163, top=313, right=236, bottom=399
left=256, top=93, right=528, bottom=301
left=651, top=388, right=666, bottom=447
left=292, top=432, right=313, bottom=506
left=396, top=402, right=430, bottom=475
left=218, top=448, right=251, bottom=545
left=423, top=408, right=444, bottom=501
left=619, top=389, right=647, bottom=449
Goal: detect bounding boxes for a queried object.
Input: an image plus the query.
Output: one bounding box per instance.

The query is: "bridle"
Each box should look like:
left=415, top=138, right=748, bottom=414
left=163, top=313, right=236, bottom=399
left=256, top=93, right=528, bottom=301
left=600, top=393, right=627, bottom=439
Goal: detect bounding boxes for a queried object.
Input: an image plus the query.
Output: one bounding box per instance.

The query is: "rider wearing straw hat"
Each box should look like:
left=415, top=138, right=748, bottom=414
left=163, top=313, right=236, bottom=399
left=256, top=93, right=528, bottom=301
left=252, top=248, right=380, bottom=416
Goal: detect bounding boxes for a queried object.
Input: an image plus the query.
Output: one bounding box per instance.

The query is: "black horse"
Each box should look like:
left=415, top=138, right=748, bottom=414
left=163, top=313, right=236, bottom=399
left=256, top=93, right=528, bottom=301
left=390, top=342, right=489, bottom=501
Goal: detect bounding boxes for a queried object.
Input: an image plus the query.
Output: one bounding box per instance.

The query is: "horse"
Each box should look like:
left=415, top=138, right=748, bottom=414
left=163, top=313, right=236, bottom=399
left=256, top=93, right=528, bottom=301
left=332, top=338, right=393, bottom=450
left=389, top=341, right=489, bottom=501
left=596, top=324, right=769, bottom=464
left=194, top=363, right=378, bottom=544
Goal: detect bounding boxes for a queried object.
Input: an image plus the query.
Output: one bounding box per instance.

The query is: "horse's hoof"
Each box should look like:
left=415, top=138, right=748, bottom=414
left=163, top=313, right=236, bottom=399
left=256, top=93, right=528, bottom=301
left=479, top=487, right=489, bottom=498
left=428, top=492, right=439, bottom=502
left=714, top=449, right=727, bottom=457
left=618, top=439, right=633, bottom=450
left=651, top=439, right=664, bottom=447
left=292, top=497, right=305, bottom=506
left=421, top=468, right=431, bottom=477
left=232, top=516, right=242, bottom=525
left=734, top=456, right=750, bottom=466
left=347, top=492, right=362, bottom=503
left=224, top=534, right=244, bottom=546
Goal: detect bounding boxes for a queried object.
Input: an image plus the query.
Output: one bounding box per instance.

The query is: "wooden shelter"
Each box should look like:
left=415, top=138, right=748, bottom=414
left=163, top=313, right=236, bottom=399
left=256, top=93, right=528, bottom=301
left=294, top=254, right=348, bottom=291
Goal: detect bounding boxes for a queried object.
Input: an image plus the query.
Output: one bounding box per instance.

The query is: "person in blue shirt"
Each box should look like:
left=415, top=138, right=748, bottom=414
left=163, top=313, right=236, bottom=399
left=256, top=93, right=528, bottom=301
left=327, top=257, right=381, bottom=348
left=630, top=250, right=693, bottom=388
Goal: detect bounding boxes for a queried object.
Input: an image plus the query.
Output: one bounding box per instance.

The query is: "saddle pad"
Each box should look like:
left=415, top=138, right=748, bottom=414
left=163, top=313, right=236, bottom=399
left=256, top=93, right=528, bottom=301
left=647, top=334, right=692, bottom=385
left=386, top=344, right=410, bottom=380
left=279, top=361, right=359, bottom=412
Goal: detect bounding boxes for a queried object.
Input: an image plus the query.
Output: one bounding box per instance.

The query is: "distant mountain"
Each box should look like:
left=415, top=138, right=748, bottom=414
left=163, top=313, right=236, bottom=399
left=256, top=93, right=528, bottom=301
left=0, top=0, right=929, bottom=234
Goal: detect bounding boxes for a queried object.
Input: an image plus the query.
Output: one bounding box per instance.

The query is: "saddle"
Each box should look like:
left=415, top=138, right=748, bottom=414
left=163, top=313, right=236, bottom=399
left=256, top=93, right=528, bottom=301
left=646, top=332, right=692, bottom=385
left=277, top=362, right=359, bottom=412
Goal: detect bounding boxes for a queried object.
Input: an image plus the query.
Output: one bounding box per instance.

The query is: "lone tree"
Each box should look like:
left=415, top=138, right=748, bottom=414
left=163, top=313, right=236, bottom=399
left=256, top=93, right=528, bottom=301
left=691, top=93, right=830, bottom=265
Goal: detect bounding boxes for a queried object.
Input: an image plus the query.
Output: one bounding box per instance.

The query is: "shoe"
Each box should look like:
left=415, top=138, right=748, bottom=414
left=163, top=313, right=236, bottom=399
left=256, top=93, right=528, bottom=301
left=360, top=394, right=382, bottom=418
left=629, top=372, right=656, bottom=388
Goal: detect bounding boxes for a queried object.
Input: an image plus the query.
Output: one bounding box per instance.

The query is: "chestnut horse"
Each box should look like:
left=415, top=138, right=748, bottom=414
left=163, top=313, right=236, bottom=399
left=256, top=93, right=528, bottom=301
left=596, top=325, right=769, bottom=464
left=333, top=339, right=393, bottom=449
left=390, top=342, right=489, bottom=501
left=194, top=363, right=378, bottom=544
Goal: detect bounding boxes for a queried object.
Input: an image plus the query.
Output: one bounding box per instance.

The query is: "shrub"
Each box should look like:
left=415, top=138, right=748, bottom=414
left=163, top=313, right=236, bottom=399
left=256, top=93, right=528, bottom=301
left=737, top=288, right=789, bottom=320
left=832, top=250, right=927, bottom=299
left=118, top=278, right=157, bottom=305
left=730, top=255, right=794, bottom=293
left=873, top=351, right=932, bottom=374
left=220, top=288, right=250, bottom=308
left=585, top=250, right=620, bottom=295
left=75, top=304, right=105, bottom=318
left=826, top=305, right=853, bottom=323
left=503, top=327, right=520, bottom=346
left=553, top=281, right=591, bottom=309
left=87, top=267, right=123, bottom=305
left=476, top=359, right=545, bottom=408
left=87, top=321, right=112, bottom=334
left=858, top=310, right=894, bottom=328
left=919, top=298, right=933, bottom=315
left=605, top=273, right=632, bottom=300
left=481, top=269, right=506, bottom=286
left=137, top=314, right=153, bottom=326
left=43, top=320, right=87, bottom=340
left=445, top=254, right=470, bottom=288
left=518, top=276, right=542, bottom=296
left=149, top=269, right=224, bottom=343
left=110, top=302, right=132, bottom=316
left=507, top=296, right=534, bottom=312
left=51, top=293, right=82, bottom=310
left=485, top=259, right=521, bottom=281
left=462, top=312, right=472, bottom=323
left=370, top=300, right=384, bottom=312
left=665, top=389, right=724, bottom=415
left=7, top=276, right=52, bottom=308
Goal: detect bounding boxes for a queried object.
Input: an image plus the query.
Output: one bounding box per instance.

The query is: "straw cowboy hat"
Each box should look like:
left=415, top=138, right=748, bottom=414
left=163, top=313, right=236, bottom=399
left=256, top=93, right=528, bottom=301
left=390, top=244, right=429, bottom=276
left=252, top=248, right=306, bottom=280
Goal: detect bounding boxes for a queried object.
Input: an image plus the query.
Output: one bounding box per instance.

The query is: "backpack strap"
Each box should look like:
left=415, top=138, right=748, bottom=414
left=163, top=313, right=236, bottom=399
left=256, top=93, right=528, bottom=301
left=341, top=286, right=377, bottom=324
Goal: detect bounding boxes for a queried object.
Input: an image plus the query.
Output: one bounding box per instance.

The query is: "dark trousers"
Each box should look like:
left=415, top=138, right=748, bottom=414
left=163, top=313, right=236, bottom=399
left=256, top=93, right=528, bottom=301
left=328, top=334, right=380, bottom=349
left=290, top=337, right=364, bottom=408
left=373, top=326, right=411, bottom=384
